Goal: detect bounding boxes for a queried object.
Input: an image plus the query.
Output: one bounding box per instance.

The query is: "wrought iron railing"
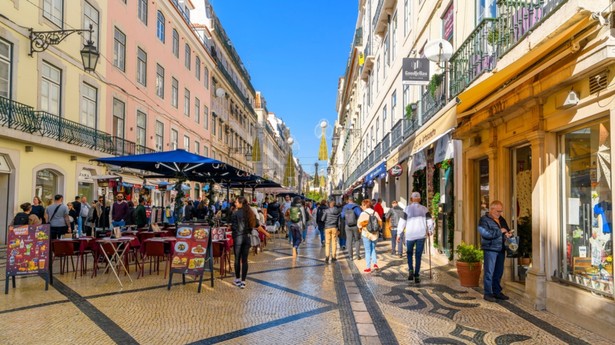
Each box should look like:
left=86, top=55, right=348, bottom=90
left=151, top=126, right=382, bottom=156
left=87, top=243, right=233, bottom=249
left=403, top=117, right=419, bottom=137
left=34, top=111, right=114, bottom=152
left=354, top=27, right=363, bottom=47
left=0, top=96, right=38, bottom=133
left=136, top=144, right=154, bottom=155
left=171, top=0, right=191, bottom=24
left=391, top=119, right=403, bottom=148
left=217, top=60, right=253, bottom=113
left=419, top=87, right=446, bottom=125
left=374, top=142, right=382, bottom=161
left=382, top=133, right=390, bottom=156
left=111, top=136, right=137, bottom=156
left=373, top=0, right=383, bottom=31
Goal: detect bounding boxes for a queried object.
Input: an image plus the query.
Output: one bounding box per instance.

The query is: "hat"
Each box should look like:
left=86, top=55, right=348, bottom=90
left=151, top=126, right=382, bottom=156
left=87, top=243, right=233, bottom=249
left=411, top=192, right=421, bottom=199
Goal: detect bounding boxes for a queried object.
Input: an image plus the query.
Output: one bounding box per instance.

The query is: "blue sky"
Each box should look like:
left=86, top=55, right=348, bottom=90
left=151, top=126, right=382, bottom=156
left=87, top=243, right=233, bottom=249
left=210, top=0, right=358, bottom=174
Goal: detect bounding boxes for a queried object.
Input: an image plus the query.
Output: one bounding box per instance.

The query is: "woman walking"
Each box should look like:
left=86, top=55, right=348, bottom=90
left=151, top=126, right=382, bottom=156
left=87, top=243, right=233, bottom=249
left=358, top=199, right=382, bottom=273
left=231, top=196, right=258, bottom=289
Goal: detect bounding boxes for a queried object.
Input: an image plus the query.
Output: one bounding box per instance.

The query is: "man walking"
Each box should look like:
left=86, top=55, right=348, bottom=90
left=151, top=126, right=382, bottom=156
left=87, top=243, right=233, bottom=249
left=110, top=193, right=129, bottom=228
left=322, top=200, right=341, bottom=263
left=45, top=194, right=70, bottom=239
left=397, top=192, right=434, bottom=283
left=478, top=200, right=512, bottom=302
left=341, top=196, right=362, bottom=260
left=385, top=200, right=405, bottom=257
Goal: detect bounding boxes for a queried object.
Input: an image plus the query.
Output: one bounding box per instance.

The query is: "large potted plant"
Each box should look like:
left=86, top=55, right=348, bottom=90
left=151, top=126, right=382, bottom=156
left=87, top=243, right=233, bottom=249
left=456, top=242, right=483, bottom=287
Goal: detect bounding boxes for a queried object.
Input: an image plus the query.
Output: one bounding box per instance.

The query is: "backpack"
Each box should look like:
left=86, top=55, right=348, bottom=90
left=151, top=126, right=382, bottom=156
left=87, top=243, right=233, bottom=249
left=316, top=207, right=325, bottom=224
left=366, top=212, right=381, bottom=234
left=345, top=205, right=359, bottom=227
left=13, top=212, right=29, bottom=226
left=289, top=206, right=301, bottom=223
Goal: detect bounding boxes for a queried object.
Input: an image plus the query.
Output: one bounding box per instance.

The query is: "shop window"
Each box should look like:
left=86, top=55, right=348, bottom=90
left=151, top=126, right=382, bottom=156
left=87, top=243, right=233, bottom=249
left=35, top=169, right=60, bottom=206
left=561, top=120, right=613, bottom=295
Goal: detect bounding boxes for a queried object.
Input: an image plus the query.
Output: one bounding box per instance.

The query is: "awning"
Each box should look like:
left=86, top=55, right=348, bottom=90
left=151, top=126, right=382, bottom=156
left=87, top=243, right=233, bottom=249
left=365, top=162, right=386, bottom=183
left=408, top=150, right=426, bottom=173
left=386, top=151, right=399, bottom=170
left=457, top=14, right=592, bottom=115
left=411, top=105, right=456, bottom=155
left=434, top=132, right=454, bottom=164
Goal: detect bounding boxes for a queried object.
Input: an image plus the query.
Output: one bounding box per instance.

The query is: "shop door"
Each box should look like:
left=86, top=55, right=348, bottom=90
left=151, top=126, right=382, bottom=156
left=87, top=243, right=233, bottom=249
left=511, top=146, right=532, bottom=282
left=476, top=158, right=490, bottom=244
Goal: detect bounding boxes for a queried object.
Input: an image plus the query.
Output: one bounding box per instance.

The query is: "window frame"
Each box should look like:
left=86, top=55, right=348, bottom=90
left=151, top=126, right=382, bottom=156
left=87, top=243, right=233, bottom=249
left=0, top=39, right=12, bottom=99
left=156, top=64, right=164, bottom=99
left=112, top=98, right=125, bottom=139
left=80, top=82, right=97, bottom=128
left=138, top=0, right=148, bottom=25
left=171, top=77, right=178, bottom=108
left=113, top=27, right=126, bottom=71
left=40, top=61, right=62, bottom=116
left=136, top=47, right=147, bottom=86
left=156, top=11, right=165, bottom=43
left=43, top=0, right=63, bottom=28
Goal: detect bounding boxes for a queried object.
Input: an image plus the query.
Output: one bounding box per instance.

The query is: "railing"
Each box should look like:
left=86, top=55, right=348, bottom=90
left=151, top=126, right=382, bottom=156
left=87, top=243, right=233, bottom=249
left=419, top=86, right=446, bottom=125
left=212, top=16, right=255, bottom=95
left=217, top=60, right=254, bottom=113
left=403, top=117, right=419, bottom=137
left=391, top=119, right=403, bottom=148
left=368, top=151, right=374, bottom=166
left=34, top=111, right=114, bottom=152
left=0, top=96, right=38, bottom=133
left=111, top=136, right=137, bottom=156
left=354, top=27, right=363, bottom=47
left=171, top=0, right=191, bottom=24
left=449, top=18, right=498, bottom=97
left=373, top=0, right=383, bottom=31
left=136, top=145, right=154, bottom=155
left=374, top=142, right=382, bottom=161
left=382, top=133, right=390, bottom=156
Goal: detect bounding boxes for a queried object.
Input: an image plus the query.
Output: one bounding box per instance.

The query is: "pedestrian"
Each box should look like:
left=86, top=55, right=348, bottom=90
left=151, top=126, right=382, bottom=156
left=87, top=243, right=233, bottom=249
left=79, top=196, right=91, bottom=237
left=110, top=193, right=129, bottom=228
left=316, top=200, right=328, bottom=246
left=231, top=196, right=257, bottom=289
left=322, top=200, right=341, bottom=263
left=302, top=200, right=314, bottom=243
left=268, top=197, right=281, bottom=229
left=479, top=200, right=512, bottom=302
left=72, top=196, right=82, bottom=232
left=386, top=200, right=406, bottom=257
left=135, top=197, right=148, bottom=229
left=10, top=202, right=40, bottom=226
left=281, top=195, right=293, bottom=242
left=68, top=202, right=78, bottom=233
left=397, top=192, right=434, bottom=283
left=341, top=196, right=362, bottom=260
left=357, top=199, right=382, bottom=273
left=45, top=194, right=71, bottom=239
left=31, top=196, right=45, bottom=222
left=373, top=198, right=385, bottom=219
left=286, top=196, right=306, bottom=255
left=195, top=198, right=209, bottom=220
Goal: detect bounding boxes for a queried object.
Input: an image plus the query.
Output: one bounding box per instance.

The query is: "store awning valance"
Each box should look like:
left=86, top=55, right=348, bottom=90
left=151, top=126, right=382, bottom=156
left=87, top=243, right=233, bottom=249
left=365, top=162, right=386, bottom=183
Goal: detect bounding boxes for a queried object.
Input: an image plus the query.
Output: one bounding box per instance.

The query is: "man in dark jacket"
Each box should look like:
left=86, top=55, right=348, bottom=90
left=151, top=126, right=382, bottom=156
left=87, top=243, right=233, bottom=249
left=341, top=197, right=362, bottom=260
left=478, top=200, right=512, bottom=302
left=322, top=200, right=341, bottom=263
left=315, top=200, right=328, bottom=247
left=385, top=200, right=405, bottom=257
left=268, top=198, right=281, bottom=227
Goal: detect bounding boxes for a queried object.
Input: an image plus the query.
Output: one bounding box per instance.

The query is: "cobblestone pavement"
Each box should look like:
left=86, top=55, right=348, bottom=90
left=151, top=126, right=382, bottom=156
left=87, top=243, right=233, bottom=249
left=1, top=229, right=611, bottom=345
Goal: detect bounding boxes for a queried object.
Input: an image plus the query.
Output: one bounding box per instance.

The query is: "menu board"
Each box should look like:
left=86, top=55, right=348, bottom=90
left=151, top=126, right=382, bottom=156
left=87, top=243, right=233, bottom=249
left=171, top=224, right=210, bottom=275
left=211, top=227, right=229, bottom=241
left=6, top=225, right=50, bottom=276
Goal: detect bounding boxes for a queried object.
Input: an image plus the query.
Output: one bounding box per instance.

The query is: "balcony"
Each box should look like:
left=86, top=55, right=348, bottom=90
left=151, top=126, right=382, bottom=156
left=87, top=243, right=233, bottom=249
left=391, top=119, right=403, bottom=147
left=374, top=142, right=382, bottom=161
left=1, top=96, right=156, bottom=156
left=361, top=39, right=375, bottom=80
left=212, top=16, right=255, bottom=95
left=217, top=60, right=254, bottom=113
left=449, top=0, right=569, bottom=97
left=171, top=0, right=191, bottom=24
left=382, top=133, right=390, bottom=156
left=373, top=0, right=395, bottom=37
left=403, top=117, right=419, bottom=138
left=419, top=84, right=446, bottom=125
left=354, top=27, right=363, bottom=47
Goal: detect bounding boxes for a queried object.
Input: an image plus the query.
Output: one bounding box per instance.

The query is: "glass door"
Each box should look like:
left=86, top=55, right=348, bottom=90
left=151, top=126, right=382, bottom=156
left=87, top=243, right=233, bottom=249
left=512, top=145, right=532, bottom=282
left=477, top=158, right=490, bottom=244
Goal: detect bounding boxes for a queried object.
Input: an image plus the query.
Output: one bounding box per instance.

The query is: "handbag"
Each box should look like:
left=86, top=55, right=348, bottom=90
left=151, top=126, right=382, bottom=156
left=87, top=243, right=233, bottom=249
left=250, top=229, right=261, bottom=247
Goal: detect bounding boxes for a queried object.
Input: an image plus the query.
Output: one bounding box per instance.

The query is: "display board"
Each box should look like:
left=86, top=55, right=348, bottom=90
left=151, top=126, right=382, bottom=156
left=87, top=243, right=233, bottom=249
left=167, top=223, right=214, bottom=293
left=5, top=225, right=51, bottom=293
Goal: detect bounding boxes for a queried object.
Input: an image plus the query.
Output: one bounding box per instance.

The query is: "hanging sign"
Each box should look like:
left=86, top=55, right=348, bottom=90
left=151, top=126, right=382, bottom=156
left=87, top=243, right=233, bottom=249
left=389, top=164, right=403, bottom=177
left=402, top=58, right=430, bottom=85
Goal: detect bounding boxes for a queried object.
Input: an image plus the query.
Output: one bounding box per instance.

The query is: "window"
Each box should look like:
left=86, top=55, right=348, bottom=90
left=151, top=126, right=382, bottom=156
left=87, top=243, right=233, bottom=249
left=404, top=0, right=409, bottom=36
left=184, top=44, right=191, bottom=70
left=40, top=61, right=61, bottom=116
left=376, top=57, right=380, bottom=93
left=195, top=57, right=201, bottom=80
left=172, top=29, right=179, bottom=57
left=0, top=39, right=12, bottom=98
left=36, top=169, right=60, bottom=206
left=194, top=141, right=200, bottom=155
left=83, top=2, right=99, bottom=46
left=184, top=89, right=190, bottom=116
left=194, top=98, right=200, bottom=124
left=171, top=129, right=178, bottom=150
left=156, top=11, right=165, bottom=42
left=560, top=120, right=613, bottom=296
left=43, top=0, right=63, bottom=27
left=171, top=77, right=178, bottom=108
left=136, top=48, right=147, bottom=86
left=203, top=146, right=209, bottom=157
left=156, top=64, right=164, bottom=98
left=212, top=116, right=216, bottom=135
left=391, top=90, right=397, bottom=125
left=384, top=32, right=390, bottom=69
left=136, top=111, right=146, bottom=151
left=391, top=13, right=397, bottom=59
left=80, top=82, right=97, bottom=127
left=138, top=0, right=148, bottom=25
left=203, top=106, right=209, bottom=130
left=204, top=67, right=209, bottom=89
left=113, top=28, right=126, bottom=71
left=155, top=121, right=164, bottom=151
left=381, top=107, right=386, bottom=138
left=183, top=135, right=190, bottom=150
left=112, top=98, right=125, bottom=138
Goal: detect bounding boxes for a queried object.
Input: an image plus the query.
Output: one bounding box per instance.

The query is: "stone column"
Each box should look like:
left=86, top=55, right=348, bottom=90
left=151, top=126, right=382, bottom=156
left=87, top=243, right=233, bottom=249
left=526, top=131, right=547, bottom=310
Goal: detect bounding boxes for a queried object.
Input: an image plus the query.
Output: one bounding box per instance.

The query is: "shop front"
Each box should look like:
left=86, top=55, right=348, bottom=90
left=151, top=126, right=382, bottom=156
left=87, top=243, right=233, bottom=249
left=365, top=162, right=386, bottom=200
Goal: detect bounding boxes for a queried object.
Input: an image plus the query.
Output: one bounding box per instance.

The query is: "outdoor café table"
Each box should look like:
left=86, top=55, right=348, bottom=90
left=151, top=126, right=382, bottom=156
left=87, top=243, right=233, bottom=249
left=142, top=236, right=177, bottom=258
left=95, top=237, right=133, bottom=287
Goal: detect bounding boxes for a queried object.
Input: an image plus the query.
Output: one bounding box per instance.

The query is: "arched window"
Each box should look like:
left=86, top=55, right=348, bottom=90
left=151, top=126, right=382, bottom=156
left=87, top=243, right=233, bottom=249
left=157, top=11, right=165, bottom=42
left=35, top=169, right=61, bottom=206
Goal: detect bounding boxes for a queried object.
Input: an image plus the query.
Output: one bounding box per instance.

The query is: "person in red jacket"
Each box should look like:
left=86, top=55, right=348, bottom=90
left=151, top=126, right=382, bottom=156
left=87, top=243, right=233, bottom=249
left=373, top=198, right=385, bottom=219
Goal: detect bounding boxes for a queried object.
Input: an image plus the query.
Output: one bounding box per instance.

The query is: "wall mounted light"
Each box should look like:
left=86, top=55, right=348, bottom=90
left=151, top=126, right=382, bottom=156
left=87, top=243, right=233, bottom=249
left=29, top=24, right=99, bottom=72
left=25, top=145, right=33, bottom=152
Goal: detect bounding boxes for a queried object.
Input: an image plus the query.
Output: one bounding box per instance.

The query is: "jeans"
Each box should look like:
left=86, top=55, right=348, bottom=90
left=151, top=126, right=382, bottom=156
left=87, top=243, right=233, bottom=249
left=346, top=226, right=362, bottom=259
left=391, top=229, right=404, bottom=255
left=406, top=239, right=425, bottom=276
left=302, top=227, right=308, bottom=241
left=324, top=228, right=338, bottom=258
left=112, top=220, right=125, bottom=228
left=362, top=236, right=378, bottom=268
left=234, top=235, right=251, bottom=281
left=290, top=224, right=302, bottom=248
left=318, top=225, right=325, bottom=243
left=286, top=220, right=294, bottom=243
left=339, top=236, right=347, bottom=248
left=483, top=250, right=506, bottom=296
left=77, top=216, right=83, bottom=237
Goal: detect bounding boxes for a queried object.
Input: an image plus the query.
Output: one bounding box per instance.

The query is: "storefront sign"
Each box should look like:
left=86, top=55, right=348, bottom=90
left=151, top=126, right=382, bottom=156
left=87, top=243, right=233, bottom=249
left=415, top=129, right=437, bottom=148
left=78, top=169, right=93, bottom=182
left=365, top=163, right=387, bottom=183
left=402, top=58, right=430, bottom=85
left=389, top=164, right=403, bottom=177
left=442, top=4, right=454, bottom=43
left=6, top=225, right=50, bottom=278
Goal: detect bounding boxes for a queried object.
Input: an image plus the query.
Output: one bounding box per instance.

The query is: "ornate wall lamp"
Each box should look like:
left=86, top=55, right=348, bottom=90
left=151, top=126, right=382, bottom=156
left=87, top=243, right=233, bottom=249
left=29, top=24, right=100, bottom=72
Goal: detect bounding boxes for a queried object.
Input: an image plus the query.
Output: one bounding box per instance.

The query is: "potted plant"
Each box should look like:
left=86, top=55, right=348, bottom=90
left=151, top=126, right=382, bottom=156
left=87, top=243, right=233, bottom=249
left=405, top=103, right=417, bottom=120
left=428, top=73, right=443, bottom=98
left=456, top=242, right=483, bottom=287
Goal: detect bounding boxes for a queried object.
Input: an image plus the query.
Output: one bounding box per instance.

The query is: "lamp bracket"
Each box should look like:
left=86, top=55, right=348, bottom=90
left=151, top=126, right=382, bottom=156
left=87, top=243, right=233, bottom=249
left=29, top=25, right=93, bottom=56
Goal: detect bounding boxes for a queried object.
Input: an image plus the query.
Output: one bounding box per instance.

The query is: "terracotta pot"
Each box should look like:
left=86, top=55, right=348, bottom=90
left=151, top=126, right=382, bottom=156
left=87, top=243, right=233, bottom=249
left=456, top=261, right=482, bottom=287
left=519, top=257, right=531, bottom=266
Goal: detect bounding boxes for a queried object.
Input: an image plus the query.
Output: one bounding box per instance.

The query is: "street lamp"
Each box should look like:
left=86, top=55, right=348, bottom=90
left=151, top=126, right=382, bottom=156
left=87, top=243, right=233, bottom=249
left=29, top=24, right=100, bottom=72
